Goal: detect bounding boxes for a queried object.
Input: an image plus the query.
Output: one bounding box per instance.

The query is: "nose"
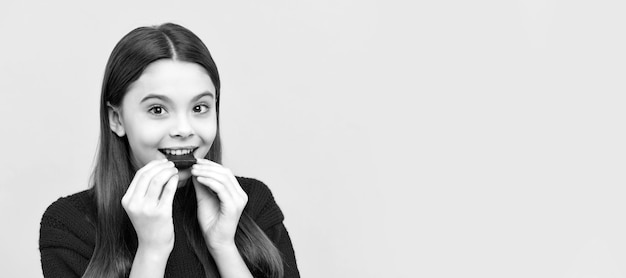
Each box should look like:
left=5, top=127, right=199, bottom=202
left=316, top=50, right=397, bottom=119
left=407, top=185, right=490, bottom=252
left=169, top=113, right=194, bottom=138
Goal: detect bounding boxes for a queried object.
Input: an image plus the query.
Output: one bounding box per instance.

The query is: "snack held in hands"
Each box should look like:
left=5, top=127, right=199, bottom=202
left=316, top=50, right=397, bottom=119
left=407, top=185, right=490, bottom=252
left=159, top=148, right=197, bottom=169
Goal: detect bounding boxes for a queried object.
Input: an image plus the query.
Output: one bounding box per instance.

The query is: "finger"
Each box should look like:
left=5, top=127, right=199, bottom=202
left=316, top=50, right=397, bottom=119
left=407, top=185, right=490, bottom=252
left=196, top=176, right=246, bottom=218
left=193, top=177, right=218, bottom=199
left=196, top=158, right=213, bottom=164
left=195, top=158, right=225, bottom=168
left=222, top=174, right=247, bottom=205
left=192, top=160, right=233, bottom=185
left=195, top=175, right=231, bottom=203
left=125, top=159, right=167, bottom=197
left=159, top=174, right=179, bottom=208
left=145, top=165, right=178, bottom=201
left=131, top=160, right=174, bottom=201
left=193, top=161, right=246, bottom=199
left=193, top=180, right=220, bottom=212
left=191, top=164, right=229, bottom=182
left=122, top=178, right=139, bottom=208
left=228, top=175, right=247, bottom=199
left=194, top=158, right=221, bottom=170
left=191, top=166, right=235, bottom=198
left=123, top=159, right=168, bottom=205
left=195, top=173, right=247, bottom=212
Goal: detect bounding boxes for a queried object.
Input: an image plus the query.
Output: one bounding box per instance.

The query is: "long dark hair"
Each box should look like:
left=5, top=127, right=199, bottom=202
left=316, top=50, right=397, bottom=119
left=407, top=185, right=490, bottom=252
left=84, top=23, right=284, bottom=278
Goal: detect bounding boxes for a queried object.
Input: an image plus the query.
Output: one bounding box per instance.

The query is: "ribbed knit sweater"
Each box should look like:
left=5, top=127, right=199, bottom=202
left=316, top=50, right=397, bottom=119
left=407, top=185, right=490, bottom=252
left=39, top=176, right=299, bottom=278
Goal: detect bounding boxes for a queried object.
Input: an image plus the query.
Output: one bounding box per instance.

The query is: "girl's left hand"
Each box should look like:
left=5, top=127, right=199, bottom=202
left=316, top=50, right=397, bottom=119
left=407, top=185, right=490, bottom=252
left=191, top=159, right=248, bottom=251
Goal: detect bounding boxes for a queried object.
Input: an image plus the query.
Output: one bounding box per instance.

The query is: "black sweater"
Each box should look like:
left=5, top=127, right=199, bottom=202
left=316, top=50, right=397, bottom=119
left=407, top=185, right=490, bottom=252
left=39, top=177, right=300, bottom=277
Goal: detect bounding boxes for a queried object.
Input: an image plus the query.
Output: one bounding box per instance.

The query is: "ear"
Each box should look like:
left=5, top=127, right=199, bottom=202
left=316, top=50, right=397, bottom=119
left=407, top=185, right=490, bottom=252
left=107, top=102, right=126, bottom=137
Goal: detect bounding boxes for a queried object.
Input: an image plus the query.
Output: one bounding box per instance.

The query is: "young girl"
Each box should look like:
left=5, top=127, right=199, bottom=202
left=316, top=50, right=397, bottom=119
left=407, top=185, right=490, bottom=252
left=39, top=23, right=299, bottom=278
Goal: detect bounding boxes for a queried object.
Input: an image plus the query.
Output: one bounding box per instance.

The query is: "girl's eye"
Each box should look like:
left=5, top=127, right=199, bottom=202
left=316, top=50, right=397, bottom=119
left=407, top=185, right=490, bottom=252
left=148, top=105, right=166, bottom=115
left=193, top=104, right=210, bottom=114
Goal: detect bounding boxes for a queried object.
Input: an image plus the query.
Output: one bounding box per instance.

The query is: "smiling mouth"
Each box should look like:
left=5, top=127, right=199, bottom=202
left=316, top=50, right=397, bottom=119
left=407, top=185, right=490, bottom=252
left=158, top=147, right=198, bottom=169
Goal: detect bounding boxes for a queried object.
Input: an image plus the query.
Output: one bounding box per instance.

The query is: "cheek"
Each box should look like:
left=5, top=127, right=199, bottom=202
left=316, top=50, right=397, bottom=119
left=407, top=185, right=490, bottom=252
left=125, top=121, right=167, bottom=161
left=203, top=127, right=218, bottom=141
left=196, top=118, right=218, bottom=141
left=128, top=122, right=165, bottom=147
left=194, top=120, right=217, bottom=156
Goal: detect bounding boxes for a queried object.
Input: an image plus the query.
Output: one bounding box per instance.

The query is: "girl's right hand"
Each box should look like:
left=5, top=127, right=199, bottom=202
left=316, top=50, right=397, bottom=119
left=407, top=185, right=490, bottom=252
left=121, top=159, right=179, bottom=254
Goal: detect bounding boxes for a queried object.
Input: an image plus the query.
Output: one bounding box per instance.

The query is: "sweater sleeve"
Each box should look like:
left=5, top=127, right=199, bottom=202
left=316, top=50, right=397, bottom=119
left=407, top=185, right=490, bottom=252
left=238, top=177, right=301, bottom=278
left=39, top=192, right=95, bottom=278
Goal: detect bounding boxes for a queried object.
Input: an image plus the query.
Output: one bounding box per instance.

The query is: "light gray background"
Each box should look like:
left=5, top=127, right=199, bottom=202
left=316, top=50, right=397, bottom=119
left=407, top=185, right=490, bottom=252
left=1, top=0, right=625, bottom=277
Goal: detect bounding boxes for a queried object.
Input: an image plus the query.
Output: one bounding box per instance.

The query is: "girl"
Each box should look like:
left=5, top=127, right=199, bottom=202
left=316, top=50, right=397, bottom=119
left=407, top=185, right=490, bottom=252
left=39, top=23, right=299, bottom=278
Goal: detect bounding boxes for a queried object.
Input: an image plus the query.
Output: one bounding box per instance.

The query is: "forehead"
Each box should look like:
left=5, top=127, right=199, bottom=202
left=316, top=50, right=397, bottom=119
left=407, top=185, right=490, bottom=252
left=126, top=59, right=216, bottom=101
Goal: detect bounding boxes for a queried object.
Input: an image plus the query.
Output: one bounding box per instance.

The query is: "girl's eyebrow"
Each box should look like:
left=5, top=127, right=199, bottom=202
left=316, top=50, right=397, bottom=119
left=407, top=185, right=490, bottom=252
left=140, top=91, right=215, bottom=103
left=192, top=92, right=215, bottom=102
left=140, top=94, right=171, bottom=103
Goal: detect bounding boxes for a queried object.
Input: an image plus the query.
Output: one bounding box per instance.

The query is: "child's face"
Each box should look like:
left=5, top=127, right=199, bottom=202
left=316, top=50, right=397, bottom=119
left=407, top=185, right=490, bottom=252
left=110, top=59, right=217, bottom=183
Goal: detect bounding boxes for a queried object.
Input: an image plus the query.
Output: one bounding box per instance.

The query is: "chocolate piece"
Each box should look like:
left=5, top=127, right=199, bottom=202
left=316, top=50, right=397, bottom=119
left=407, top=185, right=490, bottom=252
left=165, top=153, right=197, bottom=169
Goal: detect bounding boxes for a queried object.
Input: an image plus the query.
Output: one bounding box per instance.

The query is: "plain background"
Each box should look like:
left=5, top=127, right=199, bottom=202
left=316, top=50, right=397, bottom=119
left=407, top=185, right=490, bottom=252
left=1, top=0, right=625, bottom=277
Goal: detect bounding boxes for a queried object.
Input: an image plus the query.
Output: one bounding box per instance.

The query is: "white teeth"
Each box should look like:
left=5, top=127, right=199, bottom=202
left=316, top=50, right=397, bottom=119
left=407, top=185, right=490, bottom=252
left=163, top=149, right=193, bottom=155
